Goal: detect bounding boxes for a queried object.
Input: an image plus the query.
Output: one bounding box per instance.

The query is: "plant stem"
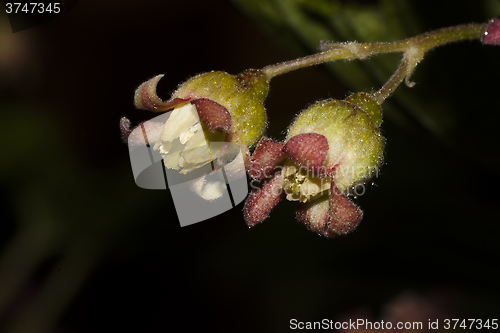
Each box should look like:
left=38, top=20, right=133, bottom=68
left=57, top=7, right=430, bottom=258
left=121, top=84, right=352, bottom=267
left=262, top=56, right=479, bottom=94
left=371, top=57, right=411, bottom=105
left=262, top=23, right=487, bottom=80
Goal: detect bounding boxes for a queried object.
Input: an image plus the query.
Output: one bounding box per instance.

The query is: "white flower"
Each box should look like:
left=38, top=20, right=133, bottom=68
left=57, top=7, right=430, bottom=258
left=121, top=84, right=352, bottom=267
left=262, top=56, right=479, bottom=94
left=153, top=102, right=226, bottom=174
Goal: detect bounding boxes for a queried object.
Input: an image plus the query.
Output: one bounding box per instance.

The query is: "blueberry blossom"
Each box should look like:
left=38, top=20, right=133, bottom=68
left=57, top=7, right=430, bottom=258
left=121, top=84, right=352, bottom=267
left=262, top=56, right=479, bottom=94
left=122, top=70, right=269, bottom=174
left=244, top=93, right=384, bottom=237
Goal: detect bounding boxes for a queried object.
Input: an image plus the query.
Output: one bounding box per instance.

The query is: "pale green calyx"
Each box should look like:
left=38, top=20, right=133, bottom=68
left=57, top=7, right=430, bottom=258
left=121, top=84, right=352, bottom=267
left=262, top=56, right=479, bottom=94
left=172, top=70, right=269, bottom=148
left=285, top=99, right=385, bottom=194
left=345, top=92, right=383, bottom=127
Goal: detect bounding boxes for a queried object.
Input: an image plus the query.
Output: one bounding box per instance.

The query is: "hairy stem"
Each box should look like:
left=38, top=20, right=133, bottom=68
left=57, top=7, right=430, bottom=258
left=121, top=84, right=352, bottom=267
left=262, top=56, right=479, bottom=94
left=262, top=23, right=487, bottom=80
left=370, top=48, right=424, bottom=105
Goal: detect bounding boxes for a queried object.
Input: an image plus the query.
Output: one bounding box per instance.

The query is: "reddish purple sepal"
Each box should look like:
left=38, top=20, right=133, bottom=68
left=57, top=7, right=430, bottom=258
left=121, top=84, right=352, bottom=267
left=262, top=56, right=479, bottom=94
left=191, top=98, right=232, bottom=133
left=296, top=199, right=337, bottom=238
left=296, top=178, right=363, bottom=237
left=282, top=133, right=329, bottom=176
left=134, top=75, right=188, bottom=112
left=120, top=117, right=132, bottom=142
left=119, top=117, right=164, bottom=146
left=248, top=137, right=286, bottom=180
left=328, top=182, right=363, bottom=234
left=243, top=171, right=284, bottom=227
left=482, top=18, right=500, bottom=46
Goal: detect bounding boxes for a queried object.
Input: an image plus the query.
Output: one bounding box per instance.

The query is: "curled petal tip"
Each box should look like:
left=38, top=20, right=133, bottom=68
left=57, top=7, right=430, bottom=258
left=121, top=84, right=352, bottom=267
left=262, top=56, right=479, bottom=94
left=248, top=137, right=286, bottom=180
left=482, top=18, right=500, bottom=46
left=243, top=171, right=284, bottom=227
left=120, top=117, right=132, bottom=142
left=134, top=74, right=164, bottom=111
left=328, top=183, right=363, bottom=235
left=134, top=75, right=187, bottom=112
left=191, top=98, right=232, bottom=133
left=120, top=117, right=164, bottom=147
left=283, top=133, right=329, bottom=175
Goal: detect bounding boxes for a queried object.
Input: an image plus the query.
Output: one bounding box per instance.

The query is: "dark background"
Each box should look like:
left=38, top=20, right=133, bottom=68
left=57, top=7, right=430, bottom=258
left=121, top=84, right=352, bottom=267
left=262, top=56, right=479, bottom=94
left=0, top=0, right=499, bottom=332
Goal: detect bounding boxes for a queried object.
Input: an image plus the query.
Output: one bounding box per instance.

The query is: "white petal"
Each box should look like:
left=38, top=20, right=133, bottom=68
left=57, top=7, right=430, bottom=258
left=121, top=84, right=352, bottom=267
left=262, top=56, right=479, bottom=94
left=161, top=103, right=199, bottom=142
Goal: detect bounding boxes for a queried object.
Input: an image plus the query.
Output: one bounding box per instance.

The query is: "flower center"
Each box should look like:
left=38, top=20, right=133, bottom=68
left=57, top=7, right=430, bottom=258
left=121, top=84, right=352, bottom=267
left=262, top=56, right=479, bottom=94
left=153, top=102, right=226, bottom=174
left=280, top=160, right=331, bottom=203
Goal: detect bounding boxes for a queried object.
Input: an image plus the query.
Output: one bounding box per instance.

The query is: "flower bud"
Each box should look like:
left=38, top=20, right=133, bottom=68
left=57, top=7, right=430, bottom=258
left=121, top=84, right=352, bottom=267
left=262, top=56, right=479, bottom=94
left=138, top=70, right=269, bottom=146
left=128, top=69, right=270, bottom=175
left=284, top=98, right=384, bottom=197
left=244, top=97, right=384, bottom=237
left=482, top=17, right=500, bottom=46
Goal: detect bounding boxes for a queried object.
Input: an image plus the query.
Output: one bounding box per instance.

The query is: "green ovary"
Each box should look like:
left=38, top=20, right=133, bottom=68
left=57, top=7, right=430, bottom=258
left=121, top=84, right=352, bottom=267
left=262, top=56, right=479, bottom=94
left=285, top=99, right=384, bottom=194
left=173, top=70, right=268, bottom=148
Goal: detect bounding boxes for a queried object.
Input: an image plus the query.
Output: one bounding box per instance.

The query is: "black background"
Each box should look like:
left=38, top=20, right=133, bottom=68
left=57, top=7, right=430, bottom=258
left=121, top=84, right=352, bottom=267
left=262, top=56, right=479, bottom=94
left=0, top=1, right=499, bottom=332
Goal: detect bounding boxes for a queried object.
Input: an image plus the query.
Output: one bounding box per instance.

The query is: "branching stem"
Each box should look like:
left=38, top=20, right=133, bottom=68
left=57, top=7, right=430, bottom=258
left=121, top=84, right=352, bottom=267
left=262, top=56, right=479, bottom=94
left=262, top=23, right=487, bottom=104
